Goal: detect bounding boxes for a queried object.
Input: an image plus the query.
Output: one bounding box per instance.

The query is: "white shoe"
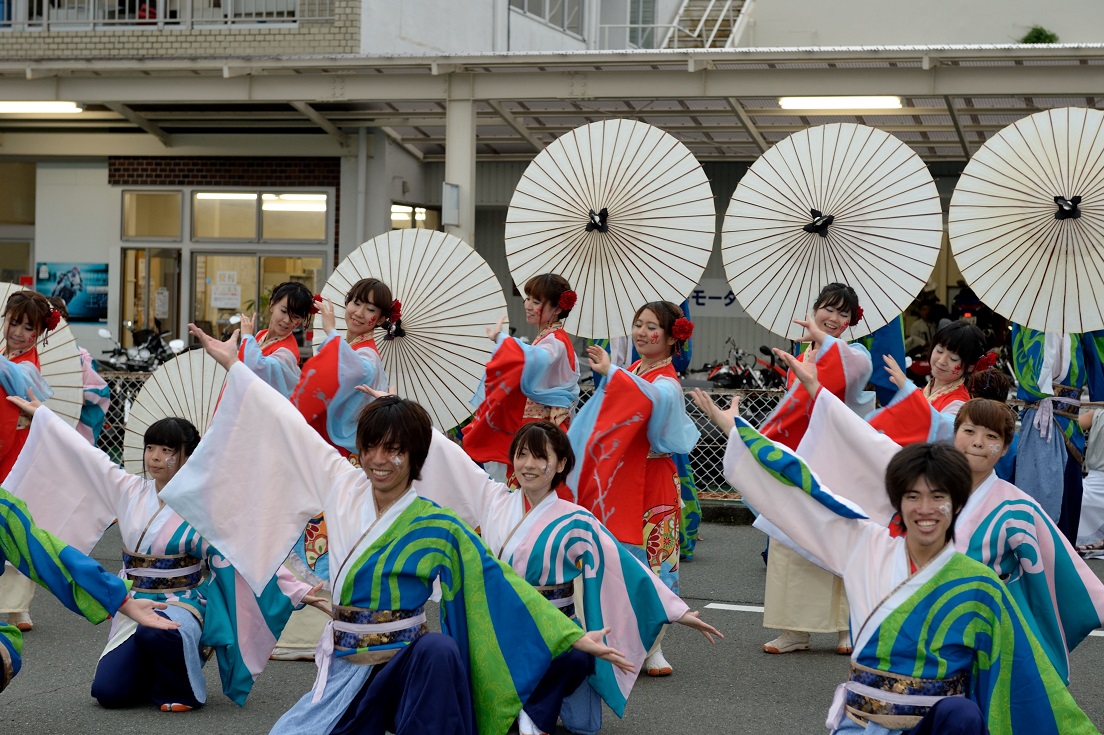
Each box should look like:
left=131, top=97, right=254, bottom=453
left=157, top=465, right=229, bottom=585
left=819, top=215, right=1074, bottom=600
left=644, top=649, right=673, bottom=676
left=269, top=646, right=313, bottom=661
left=9, top=612, right=32, bottom=632
left=762, top=630, right=810, bottom=654
left=837, top=631, right=853, bottom=655
left=518, top=709, right=547, bottom=735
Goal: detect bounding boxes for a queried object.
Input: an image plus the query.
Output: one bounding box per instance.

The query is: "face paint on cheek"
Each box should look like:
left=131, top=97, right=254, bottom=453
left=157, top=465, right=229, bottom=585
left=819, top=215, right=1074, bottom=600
left=165, top=456, right=177, bottom=469
left=938, top=503, right=952, bottom=518
left=649, top=331, right=660, bottom=344
left=988, top=444, right=1002, bottom=455
left=951, top=364, right=962, bottom=375
left=541, top=463, right=551, bottom=476
left=389, top=453, right=403, bottom=468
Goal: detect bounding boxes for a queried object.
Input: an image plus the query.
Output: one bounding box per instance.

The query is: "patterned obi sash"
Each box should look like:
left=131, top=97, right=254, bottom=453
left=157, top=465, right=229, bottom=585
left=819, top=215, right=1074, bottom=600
left=121, top=549, right=203, bottom=593
left=332, top=604, right=429, bottom=665
left=311, top=603, right=428, bottom=703
left=646, top=451, right=672, bottom=459
left=830, top=661, right=967, bottom=730
left=535, top=581, right=575, bottom=618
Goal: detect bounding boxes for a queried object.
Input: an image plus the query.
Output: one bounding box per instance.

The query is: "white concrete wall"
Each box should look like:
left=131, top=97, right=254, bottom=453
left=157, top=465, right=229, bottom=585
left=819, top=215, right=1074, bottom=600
left=359, top=0, right=597, bottom=55
left=35, top=162, right=121, bottom=360
left=742, top=0, right=1103, bottom=47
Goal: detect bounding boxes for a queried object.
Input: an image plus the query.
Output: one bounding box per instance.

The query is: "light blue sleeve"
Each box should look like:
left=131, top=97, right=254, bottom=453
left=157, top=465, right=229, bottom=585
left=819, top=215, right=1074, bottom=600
left=240, top=335, right=300, bottom=399
left=325, top=338, right=389, bottom=454
left=598, top=366, right=698, bottom=454
left=0, top=356, right=54, bottom=403
left=516, top=336, right=579, bottom=409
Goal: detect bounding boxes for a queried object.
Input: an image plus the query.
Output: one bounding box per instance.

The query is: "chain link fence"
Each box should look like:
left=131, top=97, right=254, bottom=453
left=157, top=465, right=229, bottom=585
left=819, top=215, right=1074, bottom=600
left=96, top=369, right=780, bottom=506
left=97, top=371, right=154, bottom=466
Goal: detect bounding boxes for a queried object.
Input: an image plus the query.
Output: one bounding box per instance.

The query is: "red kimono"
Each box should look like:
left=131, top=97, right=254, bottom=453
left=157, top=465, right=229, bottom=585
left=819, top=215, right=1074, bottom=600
left=464, top=325, right=578, bottom=467
left=0, top=348, right=42, bottom=481
left=866, top=379, right=968, bottom=446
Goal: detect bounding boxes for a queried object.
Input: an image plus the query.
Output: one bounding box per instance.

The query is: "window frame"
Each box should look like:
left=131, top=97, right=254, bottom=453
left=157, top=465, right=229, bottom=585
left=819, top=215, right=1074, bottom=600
left=120, top=188, right=185, bottom=243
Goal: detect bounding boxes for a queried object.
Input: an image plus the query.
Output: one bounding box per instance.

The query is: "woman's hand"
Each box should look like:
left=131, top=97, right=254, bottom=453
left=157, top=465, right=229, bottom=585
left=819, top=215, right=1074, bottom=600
left=486, top=314, right=507, bottom=342
left=571, top=627, right=635, bottom=674
left=188, top=323, right=240, bottom=370
left=6, top=386, right=43, bottom=418
left=354, top=385, right=398, bottom=399
left=794, top=314, right=828, bottom=350
left=117, top=597, right=181, bottom=630
left=773, top=349, right=820, bottom=397
left=677, top=610, right=724, bottom=643
left=321, top=299, right=337, bottom=334
left=882, top=354, right=908, bottom=390
left=586, top=345, right=612, bottom=377
left=239, top=311, right=256, bottom=338
left=689, top=388, right=739, bottom=434
left=301, top=583, right=332, bottom=616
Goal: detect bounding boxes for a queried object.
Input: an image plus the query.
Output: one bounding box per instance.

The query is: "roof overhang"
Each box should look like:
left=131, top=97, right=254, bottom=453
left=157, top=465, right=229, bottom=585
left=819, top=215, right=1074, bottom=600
left=1, top=44, right=1101, bottom=162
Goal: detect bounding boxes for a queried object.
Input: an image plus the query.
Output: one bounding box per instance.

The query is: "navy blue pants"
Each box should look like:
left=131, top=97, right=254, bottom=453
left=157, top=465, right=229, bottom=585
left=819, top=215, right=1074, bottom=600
left=91, top=613, right=200, bottom=709
left=331, top=633, right=473, bottom=735
left=1057, top=450, right=1084, bottom=546
left=909, top=698, right=988, bottom=735
left=523, top=647, right=594, bottom=734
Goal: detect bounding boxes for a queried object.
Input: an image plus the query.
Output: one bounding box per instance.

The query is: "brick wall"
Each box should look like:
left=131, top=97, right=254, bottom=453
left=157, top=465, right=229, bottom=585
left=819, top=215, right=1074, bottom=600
left=109, top=155, right=342, bottom=253
left=0, top=0, right=358, bottom=58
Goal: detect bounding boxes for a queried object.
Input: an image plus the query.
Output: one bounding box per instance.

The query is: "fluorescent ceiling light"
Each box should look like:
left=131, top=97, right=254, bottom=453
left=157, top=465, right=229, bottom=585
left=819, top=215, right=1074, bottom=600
left=0, top=101, right=83, bottom=114
left=778, top=96, right=902, bottom=110
left=262, top=193, right=327, bottom=202
left=391, top=212, right=411, bottom=220
left=196, top=192, right=258, bottom=200
left=262, top=202, right=326, bottom=212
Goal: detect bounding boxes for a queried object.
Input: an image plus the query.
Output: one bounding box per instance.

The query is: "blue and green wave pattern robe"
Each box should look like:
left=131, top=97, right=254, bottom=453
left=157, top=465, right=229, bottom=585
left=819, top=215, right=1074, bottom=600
left=0, top=487, right=129, bottom=691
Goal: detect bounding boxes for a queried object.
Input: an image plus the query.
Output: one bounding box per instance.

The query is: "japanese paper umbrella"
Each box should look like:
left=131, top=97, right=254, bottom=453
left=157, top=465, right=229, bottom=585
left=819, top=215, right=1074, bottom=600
left=949, top=107, right=1104, bottom=334
left=312, top=229, right=507, bottom=431
left=122, top=349, right=227, bottom=474
left=505, top=119, right=715, bottom=339
left=721, top=123, right=943, bottom=341
left=0, top=282, right=83, bottom=427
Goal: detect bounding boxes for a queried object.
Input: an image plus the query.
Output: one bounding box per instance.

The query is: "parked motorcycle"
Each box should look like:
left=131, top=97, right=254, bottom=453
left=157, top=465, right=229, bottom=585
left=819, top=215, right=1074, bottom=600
left=98, top=324, right=184, bottom=372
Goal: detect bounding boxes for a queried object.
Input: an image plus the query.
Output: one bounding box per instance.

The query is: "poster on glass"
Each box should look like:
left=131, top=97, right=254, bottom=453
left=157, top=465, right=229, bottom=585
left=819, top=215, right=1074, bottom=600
left=35, top=262, right=109, bottom=322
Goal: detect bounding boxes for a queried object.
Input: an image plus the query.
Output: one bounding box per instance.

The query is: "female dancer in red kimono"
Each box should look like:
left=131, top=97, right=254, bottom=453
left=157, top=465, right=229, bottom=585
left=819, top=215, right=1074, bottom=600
left=755, top=283, right=872, bottom=657
left=464, top=273, right=579, bottom=484
left=565, top=300, right=698, bottom=676
left=0, top=290, right=59, bottom=633
left=291, top=277, right=397, bottom=458
left=237, top=281, right=316, bottom=398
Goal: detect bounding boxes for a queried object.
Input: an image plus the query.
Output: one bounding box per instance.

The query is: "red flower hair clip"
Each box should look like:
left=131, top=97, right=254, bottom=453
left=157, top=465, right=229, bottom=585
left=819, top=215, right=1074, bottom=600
left=671, top=317, right=694, bottom=342
left=390, top=300, right=402, bottom=322
left=310, top=294, right=323, bottom=315
left=558, top=290, right=577, bottom=312
left=46, top=308, right=61, bottom=331
left=974, top=350, right=999, bottom=372
left=849, top=306, right=864, bottom=326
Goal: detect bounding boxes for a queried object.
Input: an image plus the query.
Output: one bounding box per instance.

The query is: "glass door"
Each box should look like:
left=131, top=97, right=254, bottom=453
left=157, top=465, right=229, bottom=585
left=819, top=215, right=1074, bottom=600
left=121, top=248, right=181, bottom=347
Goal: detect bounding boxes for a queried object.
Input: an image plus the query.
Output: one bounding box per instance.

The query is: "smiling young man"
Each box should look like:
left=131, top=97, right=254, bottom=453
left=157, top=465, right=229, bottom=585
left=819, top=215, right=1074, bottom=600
left=790, top=387, right=1104, bottom=686
left=692, top=388, right=1098, bottom=735
left=164, top=325, right=631, bottom=735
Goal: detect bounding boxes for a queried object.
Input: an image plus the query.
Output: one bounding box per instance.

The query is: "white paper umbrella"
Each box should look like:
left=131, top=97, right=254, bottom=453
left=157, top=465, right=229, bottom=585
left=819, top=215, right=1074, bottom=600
left=505, top=119, right=715, bottom=339
left=312, top=229, right=507, bottom=431
left=949, top=107, right=1104, bottom=334
left=0, top=283, right=83, bottom=427
left=721, top=123, right=943, bottom=341
left=122, top=349, right=226, bottom=474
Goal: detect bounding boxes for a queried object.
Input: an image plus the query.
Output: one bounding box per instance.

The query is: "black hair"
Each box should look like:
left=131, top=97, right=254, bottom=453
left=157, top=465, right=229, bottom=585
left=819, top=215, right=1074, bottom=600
left=931, top=320, right=987, bottom=369
left=269, top=281, right=314, bottom=322
left=356, top=396, right=432, bottom=485
left=813, top=283, right=860, bottom=323
left=143, top=417, right=201, bottom=478
left=885, top=443, right=972, bottom=543
left=633, top=300, right=686, bottom=356
left=524, top=274, right=574, bottom=321
left=967, top=368, right=1014, bottom=403
left=509, top=421, right=576, bottom=490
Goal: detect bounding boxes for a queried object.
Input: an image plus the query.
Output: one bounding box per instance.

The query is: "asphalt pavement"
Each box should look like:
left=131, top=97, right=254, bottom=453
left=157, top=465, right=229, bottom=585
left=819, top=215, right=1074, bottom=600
left=2, top=522, right=1102, bottom=734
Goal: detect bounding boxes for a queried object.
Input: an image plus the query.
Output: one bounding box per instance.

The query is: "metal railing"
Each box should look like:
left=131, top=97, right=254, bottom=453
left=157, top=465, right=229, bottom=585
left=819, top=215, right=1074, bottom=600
left=0, top=0, right=333, bottom=30
left=95, top=369, right=780, bottom=507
